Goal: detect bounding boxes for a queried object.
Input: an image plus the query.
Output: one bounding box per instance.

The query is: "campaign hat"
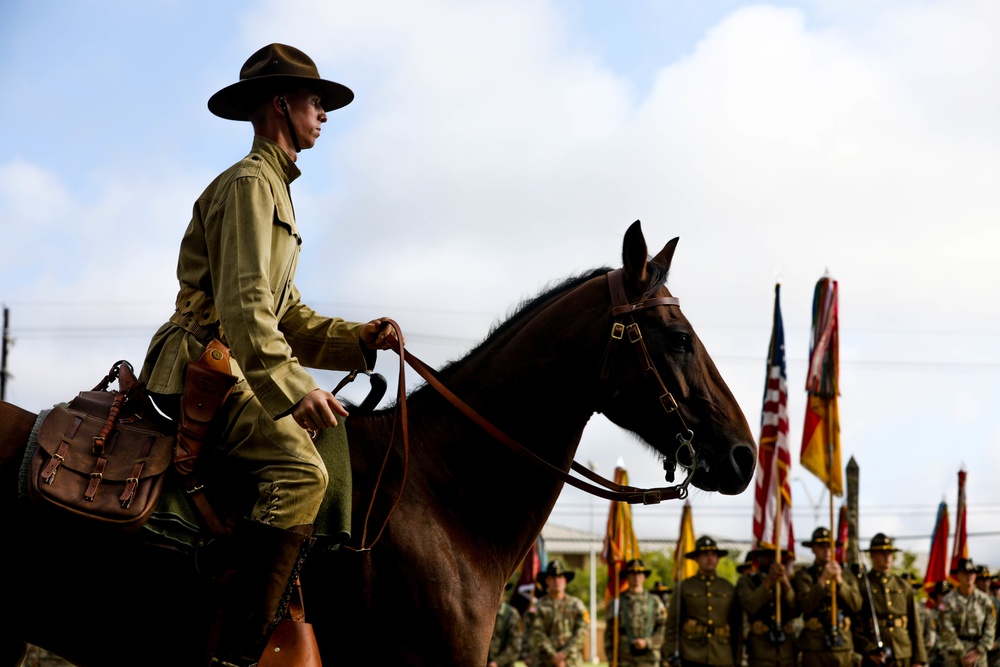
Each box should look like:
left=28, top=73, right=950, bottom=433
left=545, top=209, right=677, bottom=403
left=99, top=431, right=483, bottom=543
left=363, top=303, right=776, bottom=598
left=208, top=43, right=354, bottom=121
left=801, top=527, right=842, bottom=547
left=541, top=559, right=576, bottom=583
left=621, top=558, right=653, bottom=576
left=685, top=536, right=729, bottom=560
left=951, top=558, right=977, bottom=575
left=747, top=542, right=796, bottom=562
left=865, top=533, right=901, bottom=553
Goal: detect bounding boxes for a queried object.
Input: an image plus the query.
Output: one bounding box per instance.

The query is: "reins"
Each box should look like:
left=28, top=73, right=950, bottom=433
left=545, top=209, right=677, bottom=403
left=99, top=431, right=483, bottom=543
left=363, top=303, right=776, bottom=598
left=345, top=269, right=699, bottom=550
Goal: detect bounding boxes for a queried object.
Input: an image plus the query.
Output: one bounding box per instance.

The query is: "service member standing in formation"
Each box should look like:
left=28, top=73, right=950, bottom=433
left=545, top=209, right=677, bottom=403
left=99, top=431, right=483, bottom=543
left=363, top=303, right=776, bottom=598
left=973, top=568, right=1000, bottom=667
left=664, top=536, right=742, bottom=667
left=938, top=559, right=997, bottom=667
left=736, top=544, right=799, bottom=667
left=899, top=573, right=935, bottom=667
left=855, top=534, right=927, bottom=667
left=927, top=582, right=955, bottom=667
left=528, top=560, right=590, bottom=667
left=792, top=527, right=863, bottom=667
left=489, top=583, right=524, bottom=667
left=605, top=558, right=668, bottom=667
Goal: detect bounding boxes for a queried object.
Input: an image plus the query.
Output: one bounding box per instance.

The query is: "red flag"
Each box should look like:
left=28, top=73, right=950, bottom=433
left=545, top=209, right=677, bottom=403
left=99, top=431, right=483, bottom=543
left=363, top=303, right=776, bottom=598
left=800, top=277, right=843, bottom=496
left=752, top=284, right=795, bottom=554
left=948, top=469, right=968, bottom=585
left=924, top=500, right=950, bottom=596
left=602, top=466, right=641, bottom=602
left=834, top=504, right=849, bottom=564
left=673, top=501, right=697, bottom=582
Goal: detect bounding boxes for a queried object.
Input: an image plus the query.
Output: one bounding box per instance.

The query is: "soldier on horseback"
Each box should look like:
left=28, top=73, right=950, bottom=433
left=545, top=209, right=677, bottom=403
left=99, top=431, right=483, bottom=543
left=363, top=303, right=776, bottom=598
left=140, top=43, right=398, bottom=666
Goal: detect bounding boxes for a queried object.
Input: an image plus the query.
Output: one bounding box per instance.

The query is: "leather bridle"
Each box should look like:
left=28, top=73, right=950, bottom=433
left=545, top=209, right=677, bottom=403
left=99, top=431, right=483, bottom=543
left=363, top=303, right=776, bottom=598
left=346, top=268, right=699, bottom=550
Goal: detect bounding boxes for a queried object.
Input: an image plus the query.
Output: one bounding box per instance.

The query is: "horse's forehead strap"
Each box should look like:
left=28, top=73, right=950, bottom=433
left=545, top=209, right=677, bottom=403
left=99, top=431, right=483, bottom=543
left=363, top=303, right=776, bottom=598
left=607, top=268, right=679, bottom=316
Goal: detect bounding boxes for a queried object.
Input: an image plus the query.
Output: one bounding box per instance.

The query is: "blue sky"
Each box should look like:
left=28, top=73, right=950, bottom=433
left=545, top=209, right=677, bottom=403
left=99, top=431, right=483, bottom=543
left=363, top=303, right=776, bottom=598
left=2, top=0, right=999, bottom=565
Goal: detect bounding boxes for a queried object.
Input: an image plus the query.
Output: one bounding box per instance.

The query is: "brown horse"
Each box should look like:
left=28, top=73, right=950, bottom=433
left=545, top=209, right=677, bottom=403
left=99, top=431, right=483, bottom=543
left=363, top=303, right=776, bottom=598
left=0, top=221, right=755, bottom=666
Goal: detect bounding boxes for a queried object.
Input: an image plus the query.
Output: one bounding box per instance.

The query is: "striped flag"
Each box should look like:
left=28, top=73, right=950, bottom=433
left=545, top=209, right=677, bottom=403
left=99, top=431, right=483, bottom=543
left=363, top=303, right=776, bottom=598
left=673, top=500, right=698, bottom=582
left=510, top=534, right=546, bottom=616
left=602, top=465, right=641, bottom=603
left=751, top=284, right=795, bottom=553
left=800, top=276, right=843, bottom=496
left=924, top=499, right=950, bottom=595
left=834, top=503, right=849, bottom=564
left=948, top=469, right=968, bottom=585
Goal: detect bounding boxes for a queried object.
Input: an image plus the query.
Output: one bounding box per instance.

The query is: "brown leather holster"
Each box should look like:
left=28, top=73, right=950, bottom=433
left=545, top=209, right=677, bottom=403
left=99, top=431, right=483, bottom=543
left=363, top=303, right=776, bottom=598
left=175, top=338, right=238, bottom=535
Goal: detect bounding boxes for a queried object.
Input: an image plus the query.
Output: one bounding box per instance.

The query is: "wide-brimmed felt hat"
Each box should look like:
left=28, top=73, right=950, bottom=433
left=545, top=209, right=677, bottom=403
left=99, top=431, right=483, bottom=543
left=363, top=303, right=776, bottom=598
left=541, top=559, right=576, bottom=583
left=899, top=572, right=923, bottom=590
left=866, top=533, right=901, bottom=554
left=951, top=558, right=977, bottom=575
left=651, top=581, right=673, bottom=595
left=208, top=43, right=355, bottom=121
left=685, top=536, right=729, bottom=560
left=736, top=553, right=755, bottom=574
left=801, top=527, right=842, bottom=548
left=974, top=565, right=992, bottom=579
left=747, top=542, right=796, bottom=562
left=932, top=580, right=953, bottom=597
left=621, top=558, right=653, bottom=576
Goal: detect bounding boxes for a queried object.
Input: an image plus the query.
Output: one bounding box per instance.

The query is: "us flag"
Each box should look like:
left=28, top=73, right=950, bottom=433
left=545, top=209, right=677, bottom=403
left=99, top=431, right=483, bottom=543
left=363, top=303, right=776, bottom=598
left=752, top=284, right=795, bottom=553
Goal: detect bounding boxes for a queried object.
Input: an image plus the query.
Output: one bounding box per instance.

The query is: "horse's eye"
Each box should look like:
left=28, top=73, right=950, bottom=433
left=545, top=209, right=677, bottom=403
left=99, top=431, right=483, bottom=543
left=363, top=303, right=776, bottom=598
left=669, top=332, right=692, bottom=351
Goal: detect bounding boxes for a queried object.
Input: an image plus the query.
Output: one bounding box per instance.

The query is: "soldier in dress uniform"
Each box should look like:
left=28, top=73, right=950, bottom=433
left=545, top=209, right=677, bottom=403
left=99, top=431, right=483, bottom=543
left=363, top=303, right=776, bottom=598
left=663, top=536, right=741, bottom=667
left=938, top=559, right=997, bottom=667
left=792, top=527, right=863, bottom=667
left=527, top=560, right=590, bottom=667
left=855, top=534, right=927, bottom=667
left=900, top=572, right=934, bottom=667
left=606, top=558, right=668, bottom=667
left=490, top=583, right=524, bottom=667
left=737, top=544, right=799, bottom=667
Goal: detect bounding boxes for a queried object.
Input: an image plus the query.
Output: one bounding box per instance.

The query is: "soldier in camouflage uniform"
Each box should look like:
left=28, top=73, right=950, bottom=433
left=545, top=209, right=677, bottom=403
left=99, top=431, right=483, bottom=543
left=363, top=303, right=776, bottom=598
left=664, top=536, right=741, bottom=667
left=490, top=583, right=523, bottom=667
left=792, top=527, right=863, bottom=667
left=528, top=560, right=590, bottom=667
left=938, top=559, right=997, bottom=667
left=606, top=558, right=668, bottom=667
left=973, top=568, right=1000, bottom=667
left=736, top=544, right=798, bottom=667
left=855, top=534, right=927, bottom=667
left=926, top=581, right=954, bottom=667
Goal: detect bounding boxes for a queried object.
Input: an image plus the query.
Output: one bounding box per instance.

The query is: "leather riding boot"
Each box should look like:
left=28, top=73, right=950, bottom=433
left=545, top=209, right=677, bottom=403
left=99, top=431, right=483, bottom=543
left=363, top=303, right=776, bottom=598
left=212, top=519, right=315, bottom=667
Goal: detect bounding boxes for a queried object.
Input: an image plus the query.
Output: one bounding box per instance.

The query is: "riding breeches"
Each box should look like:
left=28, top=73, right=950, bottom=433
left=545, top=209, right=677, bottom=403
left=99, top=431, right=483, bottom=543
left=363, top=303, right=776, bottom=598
left=216, top=386, right=329, bottom=528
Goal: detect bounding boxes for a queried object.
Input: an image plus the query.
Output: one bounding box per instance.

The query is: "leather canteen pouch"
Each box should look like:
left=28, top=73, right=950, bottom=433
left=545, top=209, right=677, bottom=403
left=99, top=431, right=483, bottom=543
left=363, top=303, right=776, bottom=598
left=28, top=360, right=176, bottom=532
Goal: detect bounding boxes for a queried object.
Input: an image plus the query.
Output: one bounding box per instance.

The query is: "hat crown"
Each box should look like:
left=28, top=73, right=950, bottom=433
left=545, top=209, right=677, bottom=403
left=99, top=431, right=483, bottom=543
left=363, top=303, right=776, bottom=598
left=695, top=536, right=718, bottom=550
left=240, top=43, right=321, bottom=83
left=868, top=532, right=897, bottom=551
left=545, top=559, right=569, bottom=576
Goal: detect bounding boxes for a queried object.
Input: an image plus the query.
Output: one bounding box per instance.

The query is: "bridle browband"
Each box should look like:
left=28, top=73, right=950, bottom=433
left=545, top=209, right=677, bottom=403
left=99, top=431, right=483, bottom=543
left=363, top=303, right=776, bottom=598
left=345, top=268, right=699, bottom=551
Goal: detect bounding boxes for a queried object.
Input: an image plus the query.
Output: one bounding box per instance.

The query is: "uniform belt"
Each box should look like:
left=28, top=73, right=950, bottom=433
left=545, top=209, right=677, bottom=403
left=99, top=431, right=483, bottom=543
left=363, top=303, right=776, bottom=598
left=169, top=285, right=224, bottom=343
left=751, top=620, right=795, bottom=635
left=684, top=619, right=731, bottom=638
left=877, top=616, right=908, bottom=629
left=804, top=616, right=851, bottom=632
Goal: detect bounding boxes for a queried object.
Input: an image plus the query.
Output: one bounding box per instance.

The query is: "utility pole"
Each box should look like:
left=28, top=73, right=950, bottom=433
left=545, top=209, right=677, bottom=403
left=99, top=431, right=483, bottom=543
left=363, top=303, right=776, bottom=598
left=1, top=306, right=10, bottom=401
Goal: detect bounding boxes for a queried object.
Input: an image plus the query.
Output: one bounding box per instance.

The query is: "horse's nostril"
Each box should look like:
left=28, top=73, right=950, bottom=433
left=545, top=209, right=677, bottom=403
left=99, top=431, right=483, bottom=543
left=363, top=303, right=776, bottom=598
left=730, top=443, right=757, bottom=481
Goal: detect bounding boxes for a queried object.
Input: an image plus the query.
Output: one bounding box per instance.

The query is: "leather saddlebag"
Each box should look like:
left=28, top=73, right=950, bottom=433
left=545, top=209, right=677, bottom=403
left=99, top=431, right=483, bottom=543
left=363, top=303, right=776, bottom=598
left=27, top=360, right=176, bottom=532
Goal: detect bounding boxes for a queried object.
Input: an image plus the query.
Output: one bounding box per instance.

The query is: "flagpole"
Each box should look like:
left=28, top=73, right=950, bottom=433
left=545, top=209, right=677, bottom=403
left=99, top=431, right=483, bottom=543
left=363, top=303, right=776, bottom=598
left=827, top=421, right=837, bottom=636
left=612, top=568, right=620, bottom=667
left=774, top=477, right=782, bottom=625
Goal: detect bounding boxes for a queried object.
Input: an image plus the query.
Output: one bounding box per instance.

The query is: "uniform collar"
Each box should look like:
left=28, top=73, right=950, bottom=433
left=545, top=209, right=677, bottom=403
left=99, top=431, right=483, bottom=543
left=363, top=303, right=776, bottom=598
left=251, top=135, right=301, bottom=184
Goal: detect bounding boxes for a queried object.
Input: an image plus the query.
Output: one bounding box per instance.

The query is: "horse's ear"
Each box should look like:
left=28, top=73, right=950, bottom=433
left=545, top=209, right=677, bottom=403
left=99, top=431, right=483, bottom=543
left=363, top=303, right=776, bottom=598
left=652, top=237, right=679, bottom=272
left=622, top=220, right=650, bottom=288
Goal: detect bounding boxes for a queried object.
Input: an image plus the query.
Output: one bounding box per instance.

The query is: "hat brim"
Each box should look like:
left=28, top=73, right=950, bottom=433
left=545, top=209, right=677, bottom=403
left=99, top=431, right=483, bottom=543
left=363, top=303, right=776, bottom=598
left=801, top=540, right=843, bottom=548
left=865, top=547, right=901, bottom=554
left=541, top=571, right=575, bottom=585
left=208, top=75, right=355, bottom=121
left=623, top=568, right=653, bottom=576
left=748, top=548, right=795, bottom=560
left=685, top=548, right=729, bottom=560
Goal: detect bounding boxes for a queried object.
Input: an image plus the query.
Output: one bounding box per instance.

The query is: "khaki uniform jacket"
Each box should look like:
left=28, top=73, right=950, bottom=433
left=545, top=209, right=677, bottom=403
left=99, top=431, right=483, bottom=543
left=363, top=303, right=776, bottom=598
left=792, top=561, right=863, bottom=653
left=606, top=589, right=668, bottom=667
left=938, top=588, right=997, bottom=667
left=856, top=570, right=927, bottom=664
left=736, top=571, right=799, bottom=666
left=664, top=573, right=741, bottom=666
left=141, top=136, right=372, bottom=418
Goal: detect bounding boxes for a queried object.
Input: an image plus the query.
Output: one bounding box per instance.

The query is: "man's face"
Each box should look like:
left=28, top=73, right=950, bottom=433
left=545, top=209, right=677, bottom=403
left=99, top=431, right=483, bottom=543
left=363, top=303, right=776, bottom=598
left=697, top=552, right=719, bottom=575
left=281, top=87, right=327, bottom=150
left=812, top=543, right=832, bottom=563
left=975, top=577, right=990, bottom=592
left=626, top=571, right=646, bottom=591
left=546, top=574, right=567, bottom=595
left=957, top=571, right=976, bottom=590
left=870, top=551, right=893, bottom=573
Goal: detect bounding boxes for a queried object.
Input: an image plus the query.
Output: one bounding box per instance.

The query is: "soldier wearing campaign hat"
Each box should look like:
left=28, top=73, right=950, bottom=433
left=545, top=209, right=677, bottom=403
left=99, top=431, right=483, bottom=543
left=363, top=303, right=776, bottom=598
left=606, top=559, right=668, bottom=667
left=664, top=536, right=741, bottom=667
left=939, top=559, right=997, bottom=667
left=970, top=567, right=1000, bottom=667
left=792, top=527, right=863, bottom=667
left=926, top=581, right=955, bottom=667
left=855, top=534, right=927, bottom=667
left=737, top=543, right=798, bottom=667
left=527, top=560, right=589, bottom=666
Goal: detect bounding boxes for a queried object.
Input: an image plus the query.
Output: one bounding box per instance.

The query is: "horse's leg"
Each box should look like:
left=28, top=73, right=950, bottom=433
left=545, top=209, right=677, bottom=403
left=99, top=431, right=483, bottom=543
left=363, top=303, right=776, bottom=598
left=0, top=637, right=27, bottom=667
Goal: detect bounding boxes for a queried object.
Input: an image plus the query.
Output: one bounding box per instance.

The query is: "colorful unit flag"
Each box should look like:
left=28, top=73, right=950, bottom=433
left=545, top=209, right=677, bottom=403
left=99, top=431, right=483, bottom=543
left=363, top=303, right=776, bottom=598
left=511, top=534, right=545, bottom=616
left=834, top=503, right=849, bottom=565
left=924, top=500, right=950, bottom=596
left=602, top=465, right=641, bottom=603
left=673, top=500, right=698, bottom=582
left=752, top=284, right=795, bottom=554
left=800, top=276, right=843, bottom=496
left=948, top=469, right=968, bottom=585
